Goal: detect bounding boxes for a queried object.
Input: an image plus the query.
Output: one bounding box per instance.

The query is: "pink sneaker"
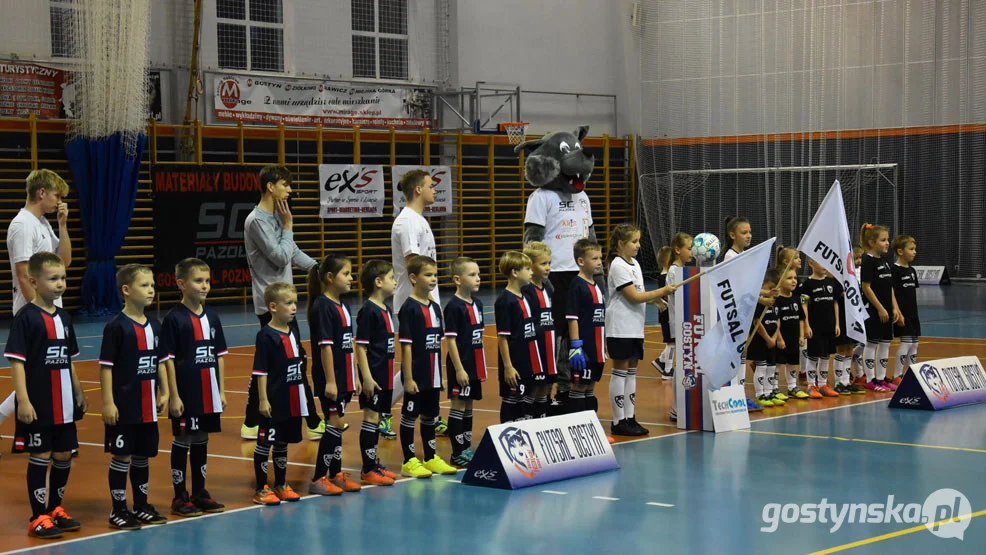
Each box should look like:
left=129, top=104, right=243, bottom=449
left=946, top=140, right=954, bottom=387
left=871, top=380, right=890, bottom=392
left=863, top=380, right=879, bottom=391
left=881, top=379, right=898, bottom=391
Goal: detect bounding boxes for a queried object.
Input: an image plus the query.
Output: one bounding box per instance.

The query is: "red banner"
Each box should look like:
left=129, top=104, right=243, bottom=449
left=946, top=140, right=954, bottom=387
left=0, top=62, right=65, bottom=118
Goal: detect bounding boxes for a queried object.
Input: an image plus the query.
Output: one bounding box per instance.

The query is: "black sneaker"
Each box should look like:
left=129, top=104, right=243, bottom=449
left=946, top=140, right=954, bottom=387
left=190, top=490, right=225, bottom=513
left=627, top=417, right=650, bottom=435
left=109, top=510, right=141, bottom=531
left=28, top=515, right=63, bottom=539
left=848, top=382, right=866, bottom=395
left=48, top=506, right=81, bottom=531
left=610, top=419, right=637, bottom=436
left=170, top=491, right=203, bottom=517
left=833, top=383, right=851, bottom=396
left=133, top=504, right=168, bottom=525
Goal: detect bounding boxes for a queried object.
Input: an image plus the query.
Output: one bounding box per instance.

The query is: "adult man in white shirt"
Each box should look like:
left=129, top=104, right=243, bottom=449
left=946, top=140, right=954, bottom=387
left=3, top=169, right=73, bottom=447
left=388, top=169, right=444, bottom=437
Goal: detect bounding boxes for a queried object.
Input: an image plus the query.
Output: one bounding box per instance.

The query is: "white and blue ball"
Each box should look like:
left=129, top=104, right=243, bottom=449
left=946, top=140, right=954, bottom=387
left=692, top=233, right=721, bottom=264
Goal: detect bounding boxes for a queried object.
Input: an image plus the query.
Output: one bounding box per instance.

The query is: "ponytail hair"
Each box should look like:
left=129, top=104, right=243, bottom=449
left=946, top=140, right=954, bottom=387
left=609, top=223, right=640, bottom=261
left=307, top=253, right=350, bottom=315
left=723, top=216, right=750, bottom=250
left=774, top=244, right=799, bottom=270
left=670, top=232, right=693, bottom=262
left=859, top=223, right=889, bottom=251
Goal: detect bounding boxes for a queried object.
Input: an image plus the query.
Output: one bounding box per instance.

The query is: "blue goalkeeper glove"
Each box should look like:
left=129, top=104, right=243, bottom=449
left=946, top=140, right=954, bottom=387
left=568, top=340, right=587, bottom=371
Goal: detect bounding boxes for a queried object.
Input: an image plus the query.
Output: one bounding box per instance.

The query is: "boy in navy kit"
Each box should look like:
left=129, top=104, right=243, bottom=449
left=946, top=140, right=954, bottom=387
left=251, top=282, right=305, bottom=506
left=495, top=251, right=542, bottom=423
left=355, top=260, right=399, bottom=485
left=522, top=242, right=557, bottom=418
left=566, top=239, right=606, bottom=414
left=161, top=258, right=228, bottom=517
left=398, top=255, right=458, bottom=478
left=100, top=264, right=170, bottom=530
left=5, top=252, right=86, bottom=539
left=444, top=257, right=487, bottom=466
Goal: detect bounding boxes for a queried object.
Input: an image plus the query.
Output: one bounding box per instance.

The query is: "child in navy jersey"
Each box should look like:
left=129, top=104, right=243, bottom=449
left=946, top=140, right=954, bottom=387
left=161, top=258, right=228, bottom=517
left=566, top=239, right=606, bottom=415
left=100, top=264, right=170, bottom=529
left=522, top=242, right=557, bottom=418
left=444, top=257, right=487, bottom=466
left=5, top=252, right=86, bottom=539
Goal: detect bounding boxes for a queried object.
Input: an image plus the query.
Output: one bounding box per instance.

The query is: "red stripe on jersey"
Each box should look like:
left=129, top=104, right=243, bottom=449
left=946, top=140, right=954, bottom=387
left=545, top=330, right=557, bottom=375
left=334, top=304, right=351, bottom=327
left=200, top=368, right=214, bottom=412
left=345, top=353, right=355, bottom=390
left=430, top=352, right=439, bottom=386
left=529, top=340, right=543, bottom=375
left=190, top=314, right=205, bottom=341
left=289, top=384, right=302, bottom=417
left=387, top=357, right=395, bottom=388
left=42, top=312, right=57, bottom=340
left=279, top=333, right=295, bottom=359
left=535, top=287, right=549, bottom=308
left=467, top=305, right=479, bottom=325
left=134, top=323, right=148, bottom=350
left=595, top=326, right=605, bottom=363
left=474, top=347, right=487, bottom=380
left=51, top=370, right=64, bottom=425
left=384, top=311, right=394, bottom=333
left=419, top=304, right=434, bottom=327
left=141, top=380, right=155, bottom=423
left=588, top=283, right=601, bottom=304
left=519, top=299, right=531, bottom=319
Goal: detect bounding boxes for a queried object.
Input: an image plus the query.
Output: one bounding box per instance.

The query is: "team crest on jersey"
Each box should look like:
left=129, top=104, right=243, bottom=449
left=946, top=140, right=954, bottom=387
left=210, top=327, right=216, bottom=339
left=498, top=427, right=542, bottom=479
left=155, top=336, right=160, bottom=348
left=826, top=285, right=834, bottom=294
left=33, top=488, right=47, bottom=505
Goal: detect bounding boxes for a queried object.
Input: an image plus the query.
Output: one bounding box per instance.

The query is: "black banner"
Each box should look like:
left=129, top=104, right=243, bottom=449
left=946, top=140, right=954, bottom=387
left=152, top=165, right=260, bottom=289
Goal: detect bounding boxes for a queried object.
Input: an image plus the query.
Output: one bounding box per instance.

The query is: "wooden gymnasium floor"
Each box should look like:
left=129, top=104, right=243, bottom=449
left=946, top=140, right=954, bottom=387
left=2, top=283, right=986, bottom=554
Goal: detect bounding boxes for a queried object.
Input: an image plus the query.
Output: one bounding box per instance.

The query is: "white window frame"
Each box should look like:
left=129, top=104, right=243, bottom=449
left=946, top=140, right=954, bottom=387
left=351, top=0, right=409, bottom=81
left=49, top=0, right=79, bottom=59
left=215, top=0, right=286, bottom=73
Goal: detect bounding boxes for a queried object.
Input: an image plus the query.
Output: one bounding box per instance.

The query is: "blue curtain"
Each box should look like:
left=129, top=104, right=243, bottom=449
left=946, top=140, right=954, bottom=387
left=66, top=133, right=146, bottom=315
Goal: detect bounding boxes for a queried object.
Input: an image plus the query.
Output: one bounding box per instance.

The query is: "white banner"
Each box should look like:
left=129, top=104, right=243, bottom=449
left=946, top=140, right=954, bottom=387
left=392, top=165, right=454, bottom=217
left=913, top=266, right=947, bottom=285
left=797, top=181, right=867, bottom=344
left=213, top=75, right=431, bottom=128
left=709, top=384, right=751, bottom=432
left=317, top=164, right=385, bottom=218
left=461, top=411, right=620, bottom=489
left=695, top=238, right=776, bottom=390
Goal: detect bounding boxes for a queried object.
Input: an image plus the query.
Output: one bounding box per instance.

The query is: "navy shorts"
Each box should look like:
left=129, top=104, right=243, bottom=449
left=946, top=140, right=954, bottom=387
left=105, top=422, right=159, bottom=457
left=448, top=380, right=483, bottom=401
left=360, top=388, right=394, bottom=413
left=402, top=389, right=441, bottom=419
left=318, top=391, right=354, bottom=418
left=894, top=317, right=921, bottom=338
left=16, top=422, right=78, bottom=454
left=171, top=413, right=221, bottom=437
left=606, top=337, right=644, bottom=361
left=258, top=417, right=302, bottom=445
left=807, top=334, right=836, bottom=358
left=570, top=362, right=604, bottom=384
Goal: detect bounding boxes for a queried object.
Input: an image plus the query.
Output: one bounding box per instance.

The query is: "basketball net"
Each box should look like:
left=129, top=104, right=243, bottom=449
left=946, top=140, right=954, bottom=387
left=501, top=122, right=530, bottom=146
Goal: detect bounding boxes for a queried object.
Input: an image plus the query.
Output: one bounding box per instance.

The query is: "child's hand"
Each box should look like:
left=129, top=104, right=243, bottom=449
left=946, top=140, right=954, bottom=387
left=759, top=296, right=775, bottom=307
left=363, top=376, right=380, bottom=396
left=324, top=382, right=338, bottom=401
left=157, top=393, right=169, bottom=416
left=170, top=395, right=184, bottom=418
left=17, top=399, right=37, bottom=424
left=777, top=338, right=786, bottom=350
left=103, top=402, right=119, bottom=426
left=893, top=309, right=904, bottom=326
left=569, top=340, right=587, bottom=371
left=799, top=335, right=805, bottom=346
left=766, top=338, right=776, bottom=349
left=259, top=399, right=271, bottom=418
left=878, top=307, right=889, bottom=323
left=219, top=392, right=227, bottom=410
left=355, top=380, right=363, bottom=397
left=405, top=379, right=419, bottom=396
left=456, top=369, right=470, bottom=387
left=77, top=394, right=88, bottom=413
left=835, top=324, right=841, bottom=337
left=505, top=366, right=520, bottom=387
left=805, top=326, right=813, bottom=339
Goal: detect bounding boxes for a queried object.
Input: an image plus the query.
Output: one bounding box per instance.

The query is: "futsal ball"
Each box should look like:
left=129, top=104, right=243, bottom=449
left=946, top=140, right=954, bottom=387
left=692, top=233, right=721, bottom=264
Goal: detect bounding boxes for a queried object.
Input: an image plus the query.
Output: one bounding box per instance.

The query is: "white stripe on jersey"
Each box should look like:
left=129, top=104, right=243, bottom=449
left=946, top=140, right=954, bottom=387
left=294, top=384, right=309, bottom=417
left=430, top=305, right=441, bottom=329
left=288, top=331, right=300, bottom=358
left=143, top=324, right=155, bottom=352
left=57, top=368, right=73, bottom=423
left=341, top=304, right=352, bottom=326
left=432, top=351, right=442, bottom=388
left=207, top=367, right=223, bottom=413
left=149, top=378, right=158, bottom=422
left=471, top=303, right=483, bottom=325
left=200, top=313, right=211, bottom=340
left=53, top=314, right=66, bottom=339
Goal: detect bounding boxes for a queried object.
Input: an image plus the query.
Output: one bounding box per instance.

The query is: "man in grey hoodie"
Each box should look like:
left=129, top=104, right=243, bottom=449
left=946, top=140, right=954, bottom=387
left=240, top=165, right=324, bottom=440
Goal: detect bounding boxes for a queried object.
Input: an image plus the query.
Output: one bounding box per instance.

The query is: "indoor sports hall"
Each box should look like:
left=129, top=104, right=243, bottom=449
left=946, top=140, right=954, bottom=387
left=2, top=1, right=986, bottom=554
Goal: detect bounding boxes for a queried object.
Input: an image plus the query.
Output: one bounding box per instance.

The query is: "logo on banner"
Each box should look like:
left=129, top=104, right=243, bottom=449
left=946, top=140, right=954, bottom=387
left=919, top=365, right=951, bottom=402
left=497, top=427, right=542, bottom=479
left=219, top=79, right=241, bottom=109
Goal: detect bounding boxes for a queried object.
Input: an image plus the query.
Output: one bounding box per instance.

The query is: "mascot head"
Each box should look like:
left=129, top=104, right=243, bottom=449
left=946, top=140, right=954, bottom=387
left=514, top=125, right=595, bottom=194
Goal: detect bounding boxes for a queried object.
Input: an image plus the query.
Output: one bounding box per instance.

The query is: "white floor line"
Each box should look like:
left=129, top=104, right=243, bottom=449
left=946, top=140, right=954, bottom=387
left=592, top=496, right=620, bottom=501
left=646, top=502, right=675, bottom=508
left=541, top=490, right=568, bottom=495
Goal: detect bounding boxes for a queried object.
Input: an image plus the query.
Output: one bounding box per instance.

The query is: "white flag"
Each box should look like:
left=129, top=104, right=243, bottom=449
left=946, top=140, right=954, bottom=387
left=696, top=238, right=776, bottom=390
left=797, top=180, right=867, bottom=344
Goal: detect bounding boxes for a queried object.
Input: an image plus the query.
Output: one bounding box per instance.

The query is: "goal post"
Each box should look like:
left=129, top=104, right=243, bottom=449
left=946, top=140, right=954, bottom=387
left=636, top=163, right=899, bottom=275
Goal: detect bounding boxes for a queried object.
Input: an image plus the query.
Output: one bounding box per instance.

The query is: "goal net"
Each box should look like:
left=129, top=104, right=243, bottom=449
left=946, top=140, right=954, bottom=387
left=637, top=164, right=898, bottom=275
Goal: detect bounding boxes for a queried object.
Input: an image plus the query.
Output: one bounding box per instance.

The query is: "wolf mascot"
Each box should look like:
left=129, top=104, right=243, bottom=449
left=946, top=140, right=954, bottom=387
left=517, top=125, right=596, bottom=411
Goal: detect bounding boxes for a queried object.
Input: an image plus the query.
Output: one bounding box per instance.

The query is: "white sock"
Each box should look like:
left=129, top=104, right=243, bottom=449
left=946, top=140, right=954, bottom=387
left=766, top=364, right=778, bottom=392
left=893, top=342, right=909, bottom=378
left=624, top=368, right=637, bottom=419
left=818, top=357, right=830, bottom=387
left=799, top=347, right=808, bottom=373
left=392, top=371, right=405, bottom=406
left=907, top=340, right=919, bottom=370
left=853, top=343, right=865, bottom=378
left=876, top=341, right=891, bottom=381
left=784, top=365, right=797, bottom=391
left=733, top=356, right=747, bottom=386
left=805, top=357, right=819, bottom=387
left=864, top=342, right=877, bottom=381
left=754, top=362, right=767, bottom=396
left=610, top=369, right=627, bottom=422
left=833, top=355, right=847, bottom=386
left=0, top=391, right=15, bottom=424
left=659, top=345, right=672, bottom=363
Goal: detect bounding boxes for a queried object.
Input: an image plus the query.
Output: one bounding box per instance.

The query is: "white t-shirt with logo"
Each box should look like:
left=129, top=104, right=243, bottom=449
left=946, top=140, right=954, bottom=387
left=6, top=208, right=62, bottom=314
left=391, top=206, right=439, bottom=315
left=524, top=188, right=593, bottom=272
left=606, top=256, right=645, bottom=339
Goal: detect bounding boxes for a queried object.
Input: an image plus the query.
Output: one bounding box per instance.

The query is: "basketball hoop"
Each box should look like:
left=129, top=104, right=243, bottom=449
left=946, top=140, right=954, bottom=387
left=499, top=121, right=530, bottom=145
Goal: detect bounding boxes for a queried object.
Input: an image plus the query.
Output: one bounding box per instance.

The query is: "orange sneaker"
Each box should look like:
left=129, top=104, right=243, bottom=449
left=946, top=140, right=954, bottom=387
left=820, top=384, right=839, bottom=397
left=892, top=376, right=902, bottom=386
left=376, top=464, right=399, bottom=480
left=252, top=485, right=281, bottom=506
left=47, top=506, right=80, bottom=531
left=331, top=472, right=362, bottom=492
left=361, top=467, right=395, bottom=486
left=28, top=515, right=63, bottom=539
left=808, top=385, right=824, bottom=399
left=272, top=485, right=301, bottom=502
left=854, top=375, right=868, bottom=386
left=309, top=476, right=343, bottom=496
left=607, top=436, right=616, bottom=444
